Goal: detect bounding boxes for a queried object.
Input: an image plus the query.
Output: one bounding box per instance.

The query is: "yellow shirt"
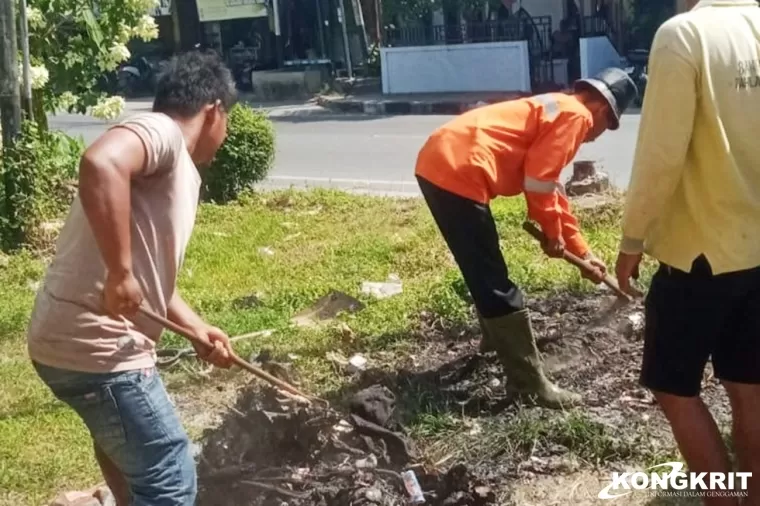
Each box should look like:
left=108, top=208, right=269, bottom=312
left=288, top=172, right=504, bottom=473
left=620, top=0, right=760, bottom=274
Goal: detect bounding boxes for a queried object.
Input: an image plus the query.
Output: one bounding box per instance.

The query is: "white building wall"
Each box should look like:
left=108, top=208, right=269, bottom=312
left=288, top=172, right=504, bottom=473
left=579, top=36, right=622, bottom=78
left=380, top=41, right=531, bottom=94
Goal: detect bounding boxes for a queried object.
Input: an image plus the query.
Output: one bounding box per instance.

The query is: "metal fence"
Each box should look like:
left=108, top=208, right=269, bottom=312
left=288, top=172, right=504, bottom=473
left=580, top=15, right=612, bottom=37
left=384, top=20, right=526, bottom=47
left=521, top=15, right=555, bottom=90
left=382, top=15, right=557, bottom=92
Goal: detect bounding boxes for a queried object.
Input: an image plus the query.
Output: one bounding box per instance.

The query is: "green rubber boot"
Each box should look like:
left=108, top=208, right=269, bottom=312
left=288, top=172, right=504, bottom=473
left=483, top=309, right=582, bottom=409
left=477, top=311, right=495, bottom=354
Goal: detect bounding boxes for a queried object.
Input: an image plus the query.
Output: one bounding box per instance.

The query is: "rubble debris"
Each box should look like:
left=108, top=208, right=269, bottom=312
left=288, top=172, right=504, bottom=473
left=402, top=469, right=426, bottom=503
left=361, top=274, right=403, bottom=299
left=195, top=385, right=496, bottom=506
left=93, top=487, right=115, bottom=506
left=364, top=487, right=383, bottom=502
left=565, top=160, right=611, bottom=197
left=327, top=351, right=370, bottom=375
left=49, top=486, right=113, bottom=506
left=291, top=290, right=365, bottom=327
left=356, top=454, right=378, bottom=469
left=349, top=385, right=396, bottom=427
left=619, top=311, right=645, bottom=339
left=327, top=350, right=350, bottom=367
left=571, top=193, right=620, bottom=210
left=348, top=354, right=369, bottom=373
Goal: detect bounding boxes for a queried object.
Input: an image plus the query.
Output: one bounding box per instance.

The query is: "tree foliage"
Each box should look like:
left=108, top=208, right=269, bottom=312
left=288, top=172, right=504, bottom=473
left=202, top=105, right=276, bottom=204
left=25, top=0, right=160, bottom=118
left=626, top=0, right=675, bottom=49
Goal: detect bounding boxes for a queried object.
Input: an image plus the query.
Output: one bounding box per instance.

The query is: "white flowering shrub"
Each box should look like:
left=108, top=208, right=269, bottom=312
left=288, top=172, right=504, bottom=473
left=1, top=0, right=157, bottom=248
left=89, top=96, right=126, bottom=121
left=26, top=6, right=44, bottom=29
left=134, top=15, right=160, bottom=40
left=30, top=65, right=49, bottom=89
left=27, top=0, right=160, bottom=118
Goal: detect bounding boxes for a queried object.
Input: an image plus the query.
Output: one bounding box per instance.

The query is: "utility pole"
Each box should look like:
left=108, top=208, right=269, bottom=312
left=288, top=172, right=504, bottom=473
left=18, top=0, right=32, bottom=116
left=315, top=0, right=326, bottom=59
left=0, top=0, right=23, bottom=248
left=170, top=0, right=182, bottom=51
left=337, top=0, right=353, bottom=78
left=350, top=0, right=370, bottom=63
left=1, top=0, right=22, bottom=144
left=272, top=0, right=283, bottom=66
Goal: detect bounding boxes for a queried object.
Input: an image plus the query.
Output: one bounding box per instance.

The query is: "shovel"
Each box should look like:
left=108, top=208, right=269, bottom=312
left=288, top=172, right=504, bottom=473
left=522, top=221, right=634, bottom=316
left=137, top=306, right=326, bottom=407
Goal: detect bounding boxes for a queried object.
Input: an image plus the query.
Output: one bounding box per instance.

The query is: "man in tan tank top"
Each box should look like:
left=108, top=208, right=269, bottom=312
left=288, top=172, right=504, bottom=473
left=27, top=50, right=237, bottom=505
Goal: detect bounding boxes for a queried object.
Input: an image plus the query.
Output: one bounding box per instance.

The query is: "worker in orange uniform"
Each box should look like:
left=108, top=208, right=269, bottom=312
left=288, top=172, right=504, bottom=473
left=415, top=68, right=638, bottom=408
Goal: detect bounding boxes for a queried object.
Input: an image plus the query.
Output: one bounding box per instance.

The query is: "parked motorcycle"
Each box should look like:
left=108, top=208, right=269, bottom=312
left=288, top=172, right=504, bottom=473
left=117, top=56, right=158, bottom=97
left=624, top=49, right=649, bottom=107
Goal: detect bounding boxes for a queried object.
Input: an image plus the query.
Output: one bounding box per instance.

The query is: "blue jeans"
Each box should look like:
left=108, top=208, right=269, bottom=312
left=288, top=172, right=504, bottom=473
left=33, top=362, right=196, bottom=506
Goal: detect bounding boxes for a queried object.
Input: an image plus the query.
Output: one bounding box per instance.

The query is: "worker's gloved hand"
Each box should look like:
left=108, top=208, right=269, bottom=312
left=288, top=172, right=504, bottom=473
left=542, top=236, right=565, bottom=258
left=192, top=325, right=234, bottom=368
left=580, top=252, right=607, bottom=284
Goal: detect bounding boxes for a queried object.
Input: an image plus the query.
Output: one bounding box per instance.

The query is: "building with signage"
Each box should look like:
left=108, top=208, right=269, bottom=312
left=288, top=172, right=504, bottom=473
left=147, top=0, right=366, bottom=85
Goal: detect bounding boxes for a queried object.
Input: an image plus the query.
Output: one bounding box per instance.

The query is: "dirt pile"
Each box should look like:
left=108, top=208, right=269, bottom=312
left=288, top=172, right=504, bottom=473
left=194, top=291, right=731, bottom=506
left=195, top=385, right=496, bottom=505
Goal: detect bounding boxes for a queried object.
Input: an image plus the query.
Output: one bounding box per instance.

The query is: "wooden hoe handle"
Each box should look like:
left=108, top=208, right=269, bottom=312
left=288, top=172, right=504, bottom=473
left=137, top=306, right=317, bottom=404
left=522, top=221, right=632, bottom=302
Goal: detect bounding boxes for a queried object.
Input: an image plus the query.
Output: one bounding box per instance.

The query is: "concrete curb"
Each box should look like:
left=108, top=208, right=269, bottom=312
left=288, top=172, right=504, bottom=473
left=255, top=176, right=422, bottom=197
left=316, top=93, right=533, bottom=116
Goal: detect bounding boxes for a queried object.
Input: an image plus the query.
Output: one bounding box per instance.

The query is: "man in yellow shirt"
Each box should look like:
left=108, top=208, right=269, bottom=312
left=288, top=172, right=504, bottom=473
left=616, top=1, right=760, bottom=503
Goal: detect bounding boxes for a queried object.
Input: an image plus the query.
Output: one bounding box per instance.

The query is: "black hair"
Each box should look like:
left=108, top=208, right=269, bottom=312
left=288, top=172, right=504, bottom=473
left=152, top=50, right=238, bottom=117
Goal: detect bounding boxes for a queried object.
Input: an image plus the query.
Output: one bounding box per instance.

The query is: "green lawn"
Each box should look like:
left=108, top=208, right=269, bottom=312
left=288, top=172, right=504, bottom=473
left=0, top=189, right=653, bottom=505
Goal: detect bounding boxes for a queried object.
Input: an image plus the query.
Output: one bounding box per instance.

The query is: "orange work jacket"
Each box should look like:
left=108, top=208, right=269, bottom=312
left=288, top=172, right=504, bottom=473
left=415, top=92, right=592, bottom=258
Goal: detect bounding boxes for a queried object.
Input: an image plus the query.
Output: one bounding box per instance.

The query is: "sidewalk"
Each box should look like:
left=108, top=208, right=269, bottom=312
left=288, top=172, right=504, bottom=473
left=317, top=91, right=537, bottom=115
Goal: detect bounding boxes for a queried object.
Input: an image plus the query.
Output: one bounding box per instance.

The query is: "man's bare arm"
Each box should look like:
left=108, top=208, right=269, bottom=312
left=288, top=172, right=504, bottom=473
left=167, top=291, right=207, bottom=333
left=78, top=128, right=147, bottom=277
left=167, top=291, right=234, bottom=367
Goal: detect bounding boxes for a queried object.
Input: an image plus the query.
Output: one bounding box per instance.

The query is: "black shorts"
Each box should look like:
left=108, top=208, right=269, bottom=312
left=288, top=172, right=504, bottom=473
left=641, top=255, right=760, bottom=397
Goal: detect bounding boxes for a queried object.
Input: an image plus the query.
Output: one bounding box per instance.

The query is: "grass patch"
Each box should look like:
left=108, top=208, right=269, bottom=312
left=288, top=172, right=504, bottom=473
left=0, top=189, right=658, bottom=505
left=411, top=409, right=670, bottom=469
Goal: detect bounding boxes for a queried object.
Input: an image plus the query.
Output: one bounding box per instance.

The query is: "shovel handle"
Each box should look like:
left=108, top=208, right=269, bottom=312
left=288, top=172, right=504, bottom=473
left=137, top=306, right=317, bottom=404
left=522, top=221, right=632, bottom=302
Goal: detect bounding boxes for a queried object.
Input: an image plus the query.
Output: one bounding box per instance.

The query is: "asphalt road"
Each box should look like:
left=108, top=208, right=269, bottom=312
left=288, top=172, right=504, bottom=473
left=48, top=103, right=641, bottom=195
